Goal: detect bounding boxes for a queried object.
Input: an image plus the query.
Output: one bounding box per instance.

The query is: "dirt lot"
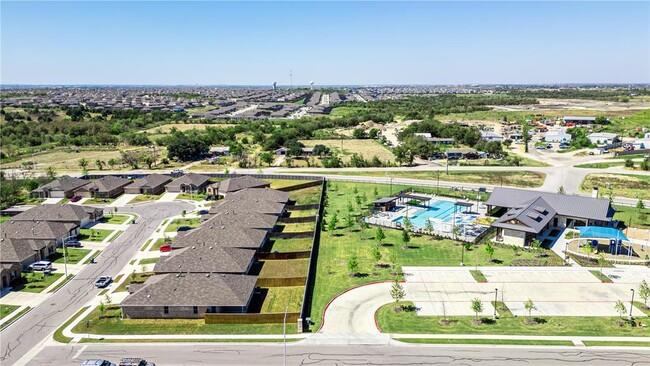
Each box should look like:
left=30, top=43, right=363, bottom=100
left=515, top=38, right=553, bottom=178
left=492, top=98, right=649, bottom=115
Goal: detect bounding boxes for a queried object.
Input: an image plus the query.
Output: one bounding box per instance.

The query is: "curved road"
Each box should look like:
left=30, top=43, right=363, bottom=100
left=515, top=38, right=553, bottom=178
left=1, top=201, right=193, bottom=366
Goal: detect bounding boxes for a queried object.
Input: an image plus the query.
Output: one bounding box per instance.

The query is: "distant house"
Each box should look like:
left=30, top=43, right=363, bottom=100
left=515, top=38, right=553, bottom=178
left=73, top=176, right=132, bottom=198
left=480, top=131, right=503, bottom=142
left=124, top=174, right=172, bottom=195
left=10, top=204, right=103, bottom=227
left=588, top=132, right=619, bottom=145
left=165, top=173, right=211, bottom=193
left=30, top=176, right=89, bottom=199
left=545, top=129, right=572, bottom=143
left=563, top=116, right=597, bottom=125
left=414, top=133, right=432, bottom=138
left=426, top=137, right=455, bottom=145
left=274, top=147, right=289, bottom=155
left=445, top=148, right=478, bottom=160
left=120, top=273, right=258, bottom=319
left=206, top=176, right=270, bottom=198
left=209, top=146, right=230, bottom=156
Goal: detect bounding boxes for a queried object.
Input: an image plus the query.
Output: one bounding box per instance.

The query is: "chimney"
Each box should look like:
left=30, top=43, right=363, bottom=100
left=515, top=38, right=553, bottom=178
left=592, top=186, right=599, bottom=198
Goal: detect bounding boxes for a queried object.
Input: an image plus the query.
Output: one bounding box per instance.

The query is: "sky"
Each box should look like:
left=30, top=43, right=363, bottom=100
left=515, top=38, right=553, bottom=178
left=1, top=1, right=649, bottom=85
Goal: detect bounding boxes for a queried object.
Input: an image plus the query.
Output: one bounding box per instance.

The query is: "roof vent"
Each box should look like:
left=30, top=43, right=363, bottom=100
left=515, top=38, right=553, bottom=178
left=206, top=273, right=210, bottom=277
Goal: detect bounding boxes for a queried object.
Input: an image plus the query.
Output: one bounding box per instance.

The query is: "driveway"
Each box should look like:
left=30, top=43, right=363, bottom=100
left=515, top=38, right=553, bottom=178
left=108, top=194, right=137, bottom=207
left=158, top=192, right=179, bottom=202
left=42, top=197, right=63, bottom=204
left=0, top=201, right=193, bottom=366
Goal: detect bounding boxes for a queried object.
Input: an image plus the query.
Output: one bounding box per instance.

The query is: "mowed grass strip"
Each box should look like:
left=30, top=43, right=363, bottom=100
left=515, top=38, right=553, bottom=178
left=580, top=173, right=650, bottom=200
left=279, top=222, right=315, bottom=233
left=0, top=304, right=20, bottom=320
left=72, top=305, right=298, bottom=335
left=259, top=259, right=309, bottom=278
left=260, top=286, right=305, bottom=313
left=53, top=306, right=90, bottom=343
left=376, top=302, right=650, bottom=337
left=395, top=338, right=574, bottom=346
left=0, top=306, right=31, bottom=331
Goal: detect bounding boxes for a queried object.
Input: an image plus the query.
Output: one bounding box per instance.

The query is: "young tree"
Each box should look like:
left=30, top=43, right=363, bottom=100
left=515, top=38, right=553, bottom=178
left=142, top=155, right=154, bottom=169
left=95, top=159, right=104, bottom=171
left=557, top=186, right=566, bottom=195
left=373, top=186, right=379, bottom=198
left=530, top=238, right=541, bottom=250
left=637, top=199, right=646, bottom=210
left=639, top=279, right=650, bottom=305
left=346, top=201, right=354, bottom=214
left=347, top=255, right=359, bottom=276
left=402, top=217, right=412, bottom=231
left=389, top=250, right=398, bottom=270
left=485, top=242, right=495, bottom=262
left=45, top=166, right=57, bottom=180
left=424, top=219, right=434, bottom=235
left=327, top=213, right=338, bottom=235
left=390, top=280, right=406, bottom=307
left=597, top=253, right=607, bottom=275
left=355, top=195, right=362, bottom=207
left=78, top=158, right=89, bottom=174
left=614, top=300, right=627, bottom=319
left=523, top=298, right=536, bottom=320
left=371, top=245, right=382, bottom=265
left=471, top=298, right=484, bottom=320
left=260, top=152, right=274, bottom=166
left=98, top=301, right=106, bottom=318
left=375, top=227, right=386, bottom=245
left=107, top=158, right=119, bottom=170
left=401, top=230, right=410, bottom=249
left=452, top=225, right=461, bottom=240
left=345, top=213, right=355, bottom=231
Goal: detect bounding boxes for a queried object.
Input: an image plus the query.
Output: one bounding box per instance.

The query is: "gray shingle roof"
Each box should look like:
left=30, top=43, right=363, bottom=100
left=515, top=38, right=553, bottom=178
left=10, top=204, right=96, bottom=224
left=486, top=187, right=614, bottom=222
left=32, top=176, right=88, bottom=193
left=165, top=173, right=211, bottom=190
left=121, top=273, right=257, bottom=307
left=173, top=224, right=268, bottom=250
left=78, top=176, right=132, bottom=193
left=0, top=237, right=54, bottom=263
left=154, top=245, right=255, bottom=274
left=210, top=176, right=270, bottom=193
left=1, top=220, right=77, bottom=240
left=492, top=196, right=556, bottom=234
left=125, top=174, right=172, bottom=189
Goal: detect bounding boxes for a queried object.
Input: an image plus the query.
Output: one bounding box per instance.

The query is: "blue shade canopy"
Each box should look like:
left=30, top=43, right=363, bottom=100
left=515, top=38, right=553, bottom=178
left=575, top=226, right=629, bottom=241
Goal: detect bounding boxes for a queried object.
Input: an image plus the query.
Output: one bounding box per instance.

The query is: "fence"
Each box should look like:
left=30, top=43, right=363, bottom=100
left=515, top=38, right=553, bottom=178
left=270, top=231, right=313, bottom=239
left=256, top=277, right=307, bottom=287
left=363, top=216, right=486, bottom=244
left=279, top=216, right=317, bottom=224
left=256, top=251, right=311, bottom=260
left=205, top=312, right=300, bottom=324
left=83, top=173, right=325, bottom=182
left=289, top=204, right=320, bottom=210
left=614, top=149, right=650, bottom=157
left=299, top=179, right=326, bottom=332
left=277, top=180, right=323, bottom=192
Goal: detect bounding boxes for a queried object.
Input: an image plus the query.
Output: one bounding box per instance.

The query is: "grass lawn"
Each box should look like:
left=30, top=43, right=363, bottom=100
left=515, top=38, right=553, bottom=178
left=100, top=214, right=131, bottom=225
left=51, top=248, right=91, bottom=264
left=115, top=272, right=153, bottom=292
left=288, top=208, right=318, bottom=218
left=138, top=257, right=160, bottom=265
left=0, top=306, right=30, bottom=331
left=16, top=272, right=64, bottom=293
left=265, top=179, right=311, bottom=189
left=0, top=216, right=11, bottom=223
left=580, top=173, right=650, bottom=200
left=302, top=170, right=546, bottom=188
left=267, top=237, right=312, bottom=252
left=612, top=204, right=650, bottom=229
left=48, top=274, right=74, bottom=293
left=177, top=192, right=208, bottom=201
left=289, top=186, right=322, bottom=205
left=279, top=222, right=315, bottom=233
left=128, top=193, right=163, bottom=204
left=376, top=302, right=650, bottom=337
left=79, top=228, right=114, bottom=242
left=0, top=304, right=20, bottom=320
left=457, top=156, right=550, bottom=167
left=309, top=181, right=563, bottom=331
left=85, top=197, right=116, bottom=205
left=583, top=340, right=650, bottom=347
left=395, top=338, right=574, bottom=346
left=72, top=305, right=298, bottom=335
left=165, top=218, right=202, bottom=232
left=149, top=238, right=169, bottom=251
left=259, top=259, right=309, bottom=278
left=575, top=162, right=626, bottom=169
left=53, top=306, right=90, bottom=343
left=589, top=270, right=613, bottom=283
left=260, top=286, right=304, bottom=313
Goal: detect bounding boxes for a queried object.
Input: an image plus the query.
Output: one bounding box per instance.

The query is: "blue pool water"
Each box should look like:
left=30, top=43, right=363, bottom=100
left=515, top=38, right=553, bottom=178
left=392, top=200, right=469, bottom=228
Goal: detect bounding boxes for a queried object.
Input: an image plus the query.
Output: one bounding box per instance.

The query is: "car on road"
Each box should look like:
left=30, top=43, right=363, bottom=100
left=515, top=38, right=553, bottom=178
left=177, top=226, right=193, bottom=232
left=535, top=145, right=546, bottom=150
left=94, top=275, right=112, bottom=288
left=81, top=360, right=116, bottom=366
left=119, top=358, right=156, bottom=366
left=70, top=196, right=82, bottom=202
left=171, top=169, right=184, bottom=175
left=198, top=209, right=209, bottom=215
left=29, top=261, right=52, bottom=271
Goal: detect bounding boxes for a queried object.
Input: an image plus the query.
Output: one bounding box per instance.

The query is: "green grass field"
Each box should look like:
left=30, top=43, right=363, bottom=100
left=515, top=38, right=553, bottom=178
left=395, top=338, right=574, bottom=346
left=138, top=257, right=160, bottom=265
left=259, top=259, right=309, bottom=278
left=581, top=173, right=650, bottom=200
left=308, top=182, right=563, bottom=331
left=149, top=238, right=169, bottom=251
left=100, top=214, right=131, bottom=225
left=16, top=272, right=64, bottom=293
left=52, top=248, right=91, bottom=264
left=260, top=286, right=304, bottom=313
left=267, top=237, right=312, bottom=252
left=165, top=218, right=202, bottom=232
left=376, top=302, right=650, bottom=337
left=289, top=185, right=322, bottom=205
left=612, top=204, right=650, bottom=229
left=78, top=228, right=114, bottom=242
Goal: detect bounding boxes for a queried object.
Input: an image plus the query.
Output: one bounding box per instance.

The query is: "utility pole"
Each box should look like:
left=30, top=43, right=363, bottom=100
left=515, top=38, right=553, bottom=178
left=629, top=289, right=635, bottom=321
left=493, top=288, right=499, bottom=320
left=283, top=305, right=288, bottom=366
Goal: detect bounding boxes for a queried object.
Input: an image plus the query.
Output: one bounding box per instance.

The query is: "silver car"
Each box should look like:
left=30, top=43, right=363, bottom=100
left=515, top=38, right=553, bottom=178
left=81, top=360, right=116, bottom=366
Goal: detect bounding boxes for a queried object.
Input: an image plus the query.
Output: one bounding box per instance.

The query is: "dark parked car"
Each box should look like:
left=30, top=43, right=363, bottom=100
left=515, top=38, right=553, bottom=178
left=70, top=196, right=82, bottom=202
left=81, top=360, right=116, bottom=366
left=177, top=226, right=192, bottom=232
left=94, top=275, right=112, bottom=288
left=119, top=358, right=156, bottom=366
left=198, top=209, right=209, bottom=215
left=66, top=239, right=82, bottom=247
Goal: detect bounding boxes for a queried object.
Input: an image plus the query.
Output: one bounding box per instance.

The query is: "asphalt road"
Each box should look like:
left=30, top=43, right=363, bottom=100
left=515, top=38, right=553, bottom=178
left=0, top=201, right=193, bottom=366
left=26, top=343, right=650, bottom=366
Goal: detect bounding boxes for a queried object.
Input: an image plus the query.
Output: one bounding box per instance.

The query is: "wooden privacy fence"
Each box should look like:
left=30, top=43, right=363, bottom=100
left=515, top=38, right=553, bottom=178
left=288, top=204, right=319, bottom=210
left=277, top=180, right=323, bottom=192
left=280, top=216, right=317, bottom=224
left=256, top=251, right=311, bottom=260
left=256, top=277, right=307, bottom=287
left=205, top=312, right=300, bottom=324
left=270, top=231, right=313, bottom=239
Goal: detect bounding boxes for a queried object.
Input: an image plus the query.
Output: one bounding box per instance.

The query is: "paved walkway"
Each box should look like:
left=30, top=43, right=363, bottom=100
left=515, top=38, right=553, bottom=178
left=320, top=282, right=394, bottom=334
left=42, top=197, right=63, bottom=204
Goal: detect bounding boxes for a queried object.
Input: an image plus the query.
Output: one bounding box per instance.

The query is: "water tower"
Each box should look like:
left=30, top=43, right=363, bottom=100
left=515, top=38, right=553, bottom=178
left=272, top=82, right=277, bottom=90
left=309, top=81, right=314, bottom=90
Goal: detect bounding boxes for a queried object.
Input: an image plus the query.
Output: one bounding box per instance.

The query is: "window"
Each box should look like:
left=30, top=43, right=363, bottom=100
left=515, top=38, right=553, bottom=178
left=193, top=306, right=198, bottom=314
left=163, top=306, right=169, bottom=314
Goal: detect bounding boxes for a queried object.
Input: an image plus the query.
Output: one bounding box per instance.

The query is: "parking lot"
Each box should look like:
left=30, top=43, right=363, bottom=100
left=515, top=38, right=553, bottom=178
left=403, top=266, right=649, bottom=318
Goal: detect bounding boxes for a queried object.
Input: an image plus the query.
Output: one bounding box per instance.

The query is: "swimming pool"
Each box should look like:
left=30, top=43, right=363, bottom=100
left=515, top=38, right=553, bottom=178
left=392, top=200, right=477, bottom=228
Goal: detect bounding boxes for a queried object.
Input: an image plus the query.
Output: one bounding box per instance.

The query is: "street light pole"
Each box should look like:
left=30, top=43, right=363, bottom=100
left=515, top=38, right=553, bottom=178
left=629, top=289, right=635, bottom=321
left=494, top=288, right=499, bottom=320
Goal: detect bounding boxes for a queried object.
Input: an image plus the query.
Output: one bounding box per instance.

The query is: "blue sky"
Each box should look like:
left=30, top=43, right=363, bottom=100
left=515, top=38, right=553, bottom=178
left=1, top=1, right=648, bottom=85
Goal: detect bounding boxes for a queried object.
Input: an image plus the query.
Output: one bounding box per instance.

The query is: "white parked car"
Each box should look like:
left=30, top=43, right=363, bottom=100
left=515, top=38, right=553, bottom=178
left=29, top=261, right=52, bottom=271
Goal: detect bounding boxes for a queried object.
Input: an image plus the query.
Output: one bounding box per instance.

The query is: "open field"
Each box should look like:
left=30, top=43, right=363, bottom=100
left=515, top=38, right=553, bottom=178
left=307, top=170, right=546, bottom=188
left=580, top=173, right=650, bottom=200
left=301, top=139, right=395, bottom=163
left=260, top=286, right=304, bottom=313
left=612, top=204, right=650, bottom=229
left=309, top=181, right=563, bottom=331
left=72, top=305, right=297, bottom=335
left=376, top=301, right=650, bottom=337
left=143, top=123, right=230, bottom=134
